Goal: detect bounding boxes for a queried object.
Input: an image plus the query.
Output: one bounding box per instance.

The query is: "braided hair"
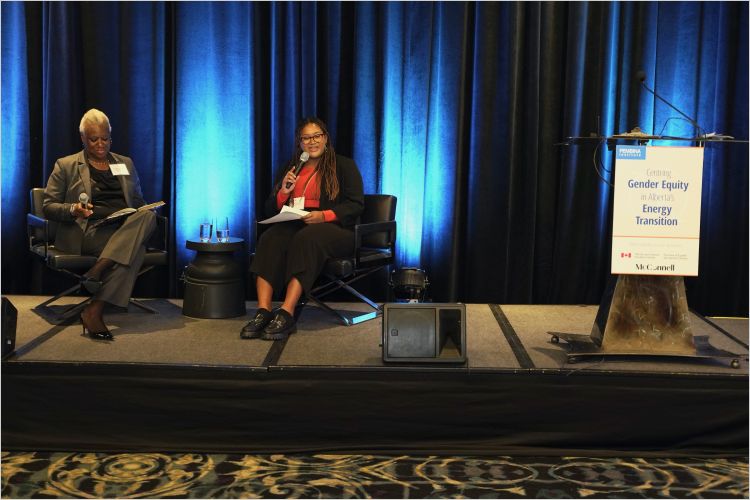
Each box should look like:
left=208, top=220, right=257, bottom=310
left=288, top=117, right=339, bottom=200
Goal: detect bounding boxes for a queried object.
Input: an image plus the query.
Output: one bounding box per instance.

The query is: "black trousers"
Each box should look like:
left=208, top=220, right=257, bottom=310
left=250, top=221, right=354, bottom=295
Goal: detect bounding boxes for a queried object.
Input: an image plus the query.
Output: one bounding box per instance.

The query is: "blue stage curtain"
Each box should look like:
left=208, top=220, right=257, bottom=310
left=2, top=1, right=747, bottom=315
left=173, top=1, right=253, bottom=279
left=2, top=1, right=170, bottom=295
left=1, top=2, right=32, bottom=292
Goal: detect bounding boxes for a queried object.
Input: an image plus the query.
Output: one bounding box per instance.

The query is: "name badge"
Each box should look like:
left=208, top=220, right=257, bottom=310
left=109, top=163, right=129, bottom=176
left=291, top=197, right=305, bottom=210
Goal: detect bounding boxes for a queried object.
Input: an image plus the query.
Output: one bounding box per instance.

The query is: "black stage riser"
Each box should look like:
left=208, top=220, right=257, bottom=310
left=3, top=362, right=746, bottom=456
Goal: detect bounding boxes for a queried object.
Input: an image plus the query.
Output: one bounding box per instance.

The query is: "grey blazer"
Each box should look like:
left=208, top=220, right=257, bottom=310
left=43, top=150, right=147, bottom=254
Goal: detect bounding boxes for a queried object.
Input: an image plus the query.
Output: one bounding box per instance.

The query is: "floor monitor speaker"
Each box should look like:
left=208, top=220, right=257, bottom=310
left=2, top=296, right=17, bottom=359
left=382, top=303, right=466, bottom=363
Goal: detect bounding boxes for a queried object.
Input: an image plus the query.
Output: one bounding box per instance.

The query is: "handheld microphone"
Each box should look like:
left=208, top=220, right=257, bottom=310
left=285, top=151, right=310, bottom=189
left=635, top=70, right=704, bottom=137
left=79, top=192, right=89, bottom=209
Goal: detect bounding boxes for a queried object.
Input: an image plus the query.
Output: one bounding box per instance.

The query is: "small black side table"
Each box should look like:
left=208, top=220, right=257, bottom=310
left=183, top=237, right=245, bottom=318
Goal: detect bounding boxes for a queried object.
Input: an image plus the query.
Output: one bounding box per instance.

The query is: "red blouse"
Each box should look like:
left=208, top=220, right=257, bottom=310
left=276, top=165, right=337, bottom=222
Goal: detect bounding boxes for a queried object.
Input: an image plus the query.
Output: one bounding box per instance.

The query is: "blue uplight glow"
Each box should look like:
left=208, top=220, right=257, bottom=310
left=173, top=2, right=254, bottom=269
left=380, top=4, right=409, bottom=263
left=421, top=2, right=465, bottom=266
left=596, top=4, right=620, bottom=239
left=1, top=2, right=30, bottom=198
left=1, top=2, right=31, bottom=291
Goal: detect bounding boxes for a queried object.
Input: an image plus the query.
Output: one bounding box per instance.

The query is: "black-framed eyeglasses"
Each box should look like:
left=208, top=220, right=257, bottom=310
left=300, top=132, right=326, bottom=145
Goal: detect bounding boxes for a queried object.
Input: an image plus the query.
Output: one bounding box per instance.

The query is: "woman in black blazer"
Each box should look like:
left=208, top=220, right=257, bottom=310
left=243, top=117, right=364, bottom=340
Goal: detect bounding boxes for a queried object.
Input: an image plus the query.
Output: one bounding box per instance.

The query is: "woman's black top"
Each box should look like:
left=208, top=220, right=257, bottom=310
left=88, top=164, right=127, bottom=220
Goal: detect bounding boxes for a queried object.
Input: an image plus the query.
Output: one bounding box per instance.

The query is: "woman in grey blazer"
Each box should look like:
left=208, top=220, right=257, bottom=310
left=43, top=109, right=156, bottom=341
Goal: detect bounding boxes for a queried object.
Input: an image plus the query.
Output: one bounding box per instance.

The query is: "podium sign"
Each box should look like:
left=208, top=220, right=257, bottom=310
left=548, top=140, right=740, bottom=368
left=611, top=146, right=704, bottom=276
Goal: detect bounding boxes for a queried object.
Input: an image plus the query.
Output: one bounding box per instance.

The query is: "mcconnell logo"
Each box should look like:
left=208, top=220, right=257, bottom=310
left=635, top=263, right=675, bottom=272
left=620, top=252, right=632, bottom=258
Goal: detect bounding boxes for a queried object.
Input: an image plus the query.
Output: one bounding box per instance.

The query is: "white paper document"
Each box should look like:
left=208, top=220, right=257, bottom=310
left=258, top=205, right=310, bottom=224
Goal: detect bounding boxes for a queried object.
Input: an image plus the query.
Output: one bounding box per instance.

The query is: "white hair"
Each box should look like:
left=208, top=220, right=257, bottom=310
left=79, top=108, right=112, bottom=134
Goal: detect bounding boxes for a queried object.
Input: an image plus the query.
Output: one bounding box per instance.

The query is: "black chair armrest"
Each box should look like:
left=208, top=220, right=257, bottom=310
left=147, top=214, right=169, bottom=251
left=354, top=220, right=396, bottom=244
left=27, top=213, right=50, bottom=257
left=353, top=220, right=396, bottom=266
left=27, top=213, right=47, bottom=228
left=355, top=220, right=395, bottom=236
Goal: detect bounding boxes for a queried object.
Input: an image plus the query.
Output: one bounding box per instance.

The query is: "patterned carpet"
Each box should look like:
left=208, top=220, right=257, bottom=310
left=2, top=452, right=748, bottom=498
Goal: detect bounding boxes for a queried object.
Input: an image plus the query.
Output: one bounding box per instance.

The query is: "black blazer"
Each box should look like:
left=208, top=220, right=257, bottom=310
left=263, top=154, right=364, bottom=229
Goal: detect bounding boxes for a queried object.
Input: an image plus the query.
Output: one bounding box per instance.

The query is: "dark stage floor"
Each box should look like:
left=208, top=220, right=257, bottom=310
left=4, top=296, right=747, bottom=372
left=2, top=295, right=748, bottom=456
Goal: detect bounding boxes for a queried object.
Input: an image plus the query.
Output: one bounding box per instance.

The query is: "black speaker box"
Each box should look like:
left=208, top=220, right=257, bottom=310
left=2, top=296, right=18, bottom=359
left=382, top=303, right=466, bottom=363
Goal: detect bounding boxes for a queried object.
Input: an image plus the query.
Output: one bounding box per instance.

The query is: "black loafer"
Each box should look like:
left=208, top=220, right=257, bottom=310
left=240, top=308, right=275, bottom=339
left=262, top=309, right=296, bottom=341
left=80, top=276, right=103, bottom=294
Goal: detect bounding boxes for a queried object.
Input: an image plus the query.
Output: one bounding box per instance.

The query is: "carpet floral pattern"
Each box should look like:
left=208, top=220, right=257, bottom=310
left=2, top=452, right=747, bottom=498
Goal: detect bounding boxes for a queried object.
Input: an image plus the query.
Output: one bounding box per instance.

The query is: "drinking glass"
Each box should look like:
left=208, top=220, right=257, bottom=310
left=199, top=219, right=213, bottom=243
left=216, top=217, right=229, bottom=243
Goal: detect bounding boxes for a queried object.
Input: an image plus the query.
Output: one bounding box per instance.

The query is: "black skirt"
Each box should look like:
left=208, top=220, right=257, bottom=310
left=250, top=220, right=355, bottom=294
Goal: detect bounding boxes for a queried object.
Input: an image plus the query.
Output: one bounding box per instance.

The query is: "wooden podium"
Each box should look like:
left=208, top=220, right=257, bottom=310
left=549, top=136, right=743, bottom=368
left=549, top=275, right=740, bottom=368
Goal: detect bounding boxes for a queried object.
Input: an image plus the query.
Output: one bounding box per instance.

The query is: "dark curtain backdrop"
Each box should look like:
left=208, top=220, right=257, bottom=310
left=2, top=1, right=747, bottom=316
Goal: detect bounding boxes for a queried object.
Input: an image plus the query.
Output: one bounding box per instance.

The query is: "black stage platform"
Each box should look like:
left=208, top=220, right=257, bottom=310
left=2, top=295, right=748, bottom=457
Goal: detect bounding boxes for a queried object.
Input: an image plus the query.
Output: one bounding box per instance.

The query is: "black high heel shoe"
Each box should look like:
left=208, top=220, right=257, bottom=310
left=80, top=276, right=103, bottom=294
left=80, top=314, right=113, bottom=341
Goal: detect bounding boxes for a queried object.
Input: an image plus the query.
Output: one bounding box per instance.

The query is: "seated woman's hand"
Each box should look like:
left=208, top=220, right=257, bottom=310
left=280, top=168, right=297, bottom=195
left=302, top=210, right=325, bottom=224
left=72, top=202, right=93, bottom=219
